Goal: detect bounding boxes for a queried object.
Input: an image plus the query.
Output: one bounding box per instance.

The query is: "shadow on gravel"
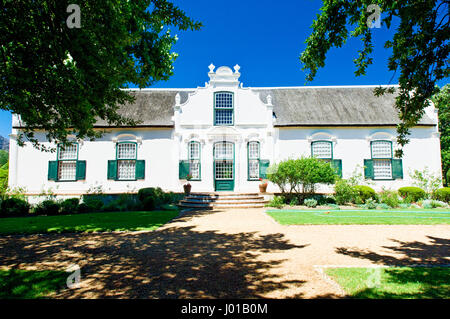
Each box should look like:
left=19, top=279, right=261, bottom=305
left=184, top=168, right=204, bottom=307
left=335, top=235, right=450, bottom=266
left=0, top=218, right=307, bottom=298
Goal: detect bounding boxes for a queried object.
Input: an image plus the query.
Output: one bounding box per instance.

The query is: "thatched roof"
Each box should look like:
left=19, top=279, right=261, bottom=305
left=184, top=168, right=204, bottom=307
left=252, top=86, right=435, bottom=126
left=93, top=90, right=192, bottom=127
left=15, top=86, right=435, bottom=128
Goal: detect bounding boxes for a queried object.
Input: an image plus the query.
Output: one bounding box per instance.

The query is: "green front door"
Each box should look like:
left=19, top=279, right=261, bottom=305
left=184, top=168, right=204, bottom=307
left=214, top=142, right=235, bottom=191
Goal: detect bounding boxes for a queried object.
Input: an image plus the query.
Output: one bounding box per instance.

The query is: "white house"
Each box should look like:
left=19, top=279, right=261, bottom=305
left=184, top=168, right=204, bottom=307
left=8, top=64, right=442, bottom=197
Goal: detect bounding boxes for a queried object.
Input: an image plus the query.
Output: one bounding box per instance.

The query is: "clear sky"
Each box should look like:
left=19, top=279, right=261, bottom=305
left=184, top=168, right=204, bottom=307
left=0, top=0, right=447, bottom=138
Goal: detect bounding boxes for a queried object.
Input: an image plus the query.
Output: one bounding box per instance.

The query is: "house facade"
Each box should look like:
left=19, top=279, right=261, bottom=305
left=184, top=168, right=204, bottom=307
left=8, top=64, right=442, bottom=196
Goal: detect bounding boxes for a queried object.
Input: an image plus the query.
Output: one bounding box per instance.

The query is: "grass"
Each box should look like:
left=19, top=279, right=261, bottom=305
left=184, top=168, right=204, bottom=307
left=0, top=210, right=180, bottom=235
left=0, top=269, right=67, bottom=299
left=325, top=267, right=450, bottom=299
left=266, top=209, right=450, bottom=225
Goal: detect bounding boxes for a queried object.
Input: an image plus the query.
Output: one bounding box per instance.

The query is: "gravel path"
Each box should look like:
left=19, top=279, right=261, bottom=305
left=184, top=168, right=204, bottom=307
left=0, top=208, right=448, bottom=298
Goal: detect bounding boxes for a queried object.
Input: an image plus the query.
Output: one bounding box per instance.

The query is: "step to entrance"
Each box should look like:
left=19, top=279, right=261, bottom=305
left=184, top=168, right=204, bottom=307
left=178, top=193, right=268, bottom=209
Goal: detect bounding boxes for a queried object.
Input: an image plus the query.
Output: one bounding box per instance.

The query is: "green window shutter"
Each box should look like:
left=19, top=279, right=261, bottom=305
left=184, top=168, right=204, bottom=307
left=179, top=160, right=190, bottom=179
left=364, top=159, right=374, bottom=180
left=331, top=159, right=342, bottom=178
left=259, top=160, right=270, bottom=179
left=107, top=160, right=117, bottom=180
left=48, top=161, right=58, bottom=181
left=135, top=160, right=145, bottom=179
left=392, top=159, right=403, bottom=179
left=76, top=160, right=86, bottom=180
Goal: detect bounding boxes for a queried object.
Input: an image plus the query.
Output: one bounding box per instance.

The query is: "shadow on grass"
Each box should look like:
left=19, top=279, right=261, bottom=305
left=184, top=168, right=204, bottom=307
left=332, top=236, right=450, bottom=299
left=0, top=211, right=308, bottom=298
left=0, top=269, right=67, bottom=299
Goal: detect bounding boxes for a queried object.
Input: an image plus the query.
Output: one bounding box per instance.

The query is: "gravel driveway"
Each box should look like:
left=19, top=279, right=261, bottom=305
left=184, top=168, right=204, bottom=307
left=0, top=208, right=448, bottom=298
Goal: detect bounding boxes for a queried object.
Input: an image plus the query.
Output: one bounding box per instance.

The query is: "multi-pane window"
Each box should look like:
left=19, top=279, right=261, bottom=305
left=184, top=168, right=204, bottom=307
left=57, top=144, right=78, bottom=181
left=117, top=142, right=137, bottom=180
left=214, top=92, right=233, bottom=125
left=189, top=142, right=201, bottom=180
left=248, top=141, right=260, bottom=180
left=371, top=140, right=393, bottom=179
left=312, top=141, right=332, bottom=160
left=215, top=142, right=233, bottom=180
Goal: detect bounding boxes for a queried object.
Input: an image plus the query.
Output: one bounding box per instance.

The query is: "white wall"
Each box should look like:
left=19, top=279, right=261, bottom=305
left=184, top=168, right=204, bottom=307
left=9, top=127, right=180, bottom=195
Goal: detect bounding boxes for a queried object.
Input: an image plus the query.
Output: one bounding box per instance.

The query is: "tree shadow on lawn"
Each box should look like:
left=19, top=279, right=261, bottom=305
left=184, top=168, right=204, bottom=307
left=332, top=236, right=450, bottom=299
left=0, top=222, right=308, bottom=298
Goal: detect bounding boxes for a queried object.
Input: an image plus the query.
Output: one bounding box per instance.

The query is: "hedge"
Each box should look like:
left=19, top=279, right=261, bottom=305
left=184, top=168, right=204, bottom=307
left=433, top=187, right=450, bottom=203
left=398, top=187, right=426, bottom=202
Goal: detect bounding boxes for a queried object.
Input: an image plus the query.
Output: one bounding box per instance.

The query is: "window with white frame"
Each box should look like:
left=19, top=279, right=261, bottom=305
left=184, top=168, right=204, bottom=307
left=117, top=142, right=137, bottom=180
left=311, top=141, right=332, bottom=160
left=371, top=140, right=393, bottom=179
left=248, top=141, right=260, bottom=180
left=57, top=144, right=78, bottom=181
left=214, top=92, right=233, bottom=125
left=188, top=142, right=201, bottom=180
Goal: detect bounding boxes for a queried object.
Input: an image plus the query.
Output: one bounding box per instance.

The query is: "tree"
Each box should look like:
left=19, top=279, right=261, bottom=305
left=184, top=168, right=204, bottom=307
left=432, top=84, right=450, bottom=185
left=267, top=157, right=338, bottom=199
left=300, top=0, right=449, bottom=157
left=0, top=1, right=201, bottom=149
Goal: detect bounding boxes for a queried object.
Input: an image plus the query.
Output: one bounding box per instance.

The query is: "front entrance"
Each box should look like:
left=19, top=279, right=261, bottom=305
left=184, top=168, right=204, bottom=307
left=213, top=142, right=235, bottom=191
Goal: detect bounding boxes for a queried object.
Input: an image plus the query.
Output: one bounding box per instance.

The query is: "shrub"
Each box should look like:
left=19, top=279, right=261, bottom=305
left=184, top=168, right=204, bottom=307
left=398, top=187, right=426, bottom=202
left=289, top=197, right=299, bottom=206
left=0, top=198, right=30, bottom=216
left=353, top=185, right=376, bottom=203
left=334, top=179, right=358, bottom=205
left=377, top=203, right=391, bottom=210
left=265, top=196, right=284, bottom=209
left=304, top=198, right=318, bottom=208
left=34, top=200, right=61, bottom=215
left=142, top=196, right=156, bottom=211
left=363, top=198, right=377, bottom=209
left=81, top=197, right=103, bottom=213
left=409, top=167, right=442, bottom=194
left=267, top=157, right=337, bottom=196
left=138, top=187, right=170, bottom=210
left=379, top=190, right=400, bottom=208
left=421, top=199, right=448, bottom=209
left=433, top=187, right=450, bottom=203
left=102, top=194, right=142, bottom=212
left=60, top=198, right=80, bottom=214
left=77, top=203, right=90, bottom=214
left=327, top=203, right=341, bottom=210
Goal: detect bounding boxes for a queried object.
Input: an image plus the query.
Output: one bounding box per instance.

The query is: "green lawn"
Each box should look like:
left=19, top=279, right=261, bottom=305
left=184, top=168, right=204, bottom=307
left=0, top=210, right=179, bottom=235
left=266, top=209, right=450, bottom=225
left=0, top=269, right=67, bottom=299
left=325, top=267, right=450, bottom=299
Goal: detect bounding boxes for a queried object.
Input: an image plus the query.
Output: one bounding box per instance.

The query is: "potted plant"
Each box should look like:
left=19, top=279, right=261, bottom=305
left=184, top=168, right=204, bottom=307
left=183, top=174, right=192, bottom=195
left=259, top=178, right=268, bottom=193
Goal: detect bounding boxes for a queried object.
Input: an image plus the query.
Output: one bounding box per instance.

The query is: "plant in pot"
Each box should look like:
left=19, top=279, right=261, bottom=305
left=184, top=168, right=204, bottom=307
left=183, top=174, right=192, bottom=195
left=259, top=178, right=268, bottom=193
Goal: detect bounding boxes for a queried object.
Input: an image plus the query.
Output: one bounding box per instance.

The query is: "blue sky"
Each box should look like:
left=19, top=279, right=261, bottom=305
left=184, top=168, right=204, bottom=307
left=0, top=0, right=447, bottom=138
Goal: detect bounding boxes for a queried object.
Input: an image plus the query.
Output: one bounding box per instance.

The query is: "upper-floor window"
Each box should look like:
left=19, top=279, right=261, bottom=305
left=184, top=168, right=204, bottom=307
left=116, top=142, right=137, bottom=180
left=311, top=141, right=333, bottom=161
left=188, top=141, right=201, bottom=180
left=214, top=92, right=234, bottom=125
left=57, top=143, right=78, bottom=181
left=371, top=140, right=393, bottom=179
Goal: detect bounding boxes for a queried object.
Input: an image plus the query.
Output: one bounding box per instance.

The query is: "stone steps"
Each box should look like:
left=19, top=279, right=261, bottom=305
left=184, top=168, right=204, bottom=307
left=178, top=193, right=268, bottom=209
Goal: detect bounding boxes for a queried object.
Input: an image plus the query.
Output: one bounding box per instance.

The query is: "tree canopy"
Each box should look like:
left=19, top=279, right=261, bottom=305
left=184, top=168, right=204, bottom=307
left=432, top=84, right=450, bottom=185
left=300, top=0, right=449, bottom=157
left=0, top=0, right=201, bottom=149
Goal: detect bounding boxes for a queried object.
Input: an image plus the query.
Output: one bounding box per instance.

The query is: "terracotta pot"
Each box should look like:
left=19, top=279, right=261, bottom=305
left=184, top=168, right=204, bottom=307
left=259, top=183, right=268, bottom=193
left=183, top=183, right=192, bottom=195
